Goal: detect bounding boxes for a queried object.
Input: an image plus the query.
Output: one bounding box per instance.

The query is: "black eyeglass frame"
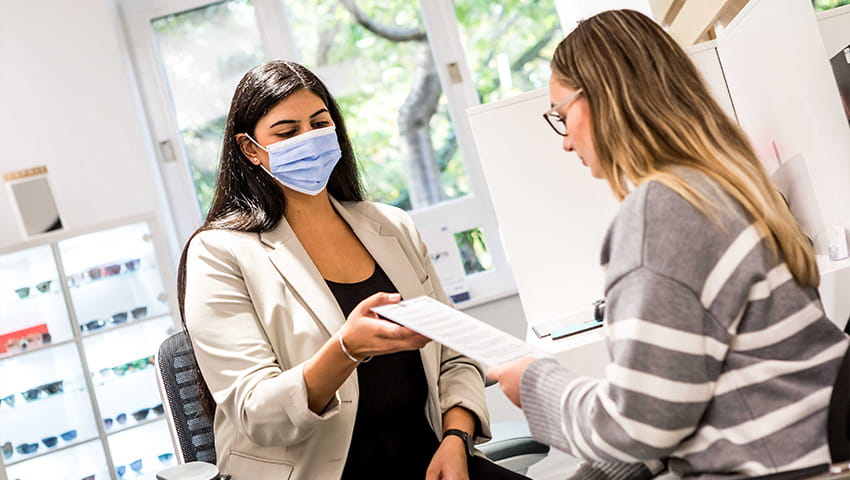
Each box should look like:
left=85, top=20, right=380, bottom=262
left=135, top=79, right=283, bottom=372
left=542, top=88, right=584, bottom=136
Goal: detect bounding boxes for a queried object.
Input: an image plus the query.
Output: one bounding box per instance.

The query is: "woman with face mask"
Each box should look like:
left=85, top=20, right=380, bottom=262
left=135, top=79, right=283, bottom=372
left=488, top=9, right=850, bottom=480
left=178, top=60, right=528, bottom=480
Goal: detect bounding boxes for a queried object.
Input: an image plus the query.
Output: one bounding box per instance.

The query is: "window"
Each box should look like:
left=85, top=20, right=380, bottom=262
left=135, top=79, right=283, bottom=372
left=151, top=0, right=264, bottom=212
left=120, top=0, right=566, bottom=307
left=813, top=0, right=850, bottom=11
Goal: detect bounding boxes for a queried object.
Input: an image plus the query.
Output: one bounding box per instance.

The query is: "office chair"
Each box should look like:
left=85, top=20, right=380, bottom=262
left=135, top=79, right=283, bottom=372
left=154, top=331, right=549, bottom=479
left=155, top=330, right=226, bottom=480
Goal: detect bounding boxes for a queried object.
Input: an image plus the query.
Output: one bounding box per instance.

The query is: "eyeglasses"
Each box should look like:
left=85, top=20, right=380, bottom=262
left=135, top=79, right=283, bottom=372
left=21, top=380, right=64, bottom=402
left=2, top=441, right=11, bottom=459
left=13, top=280, right=53, bottom=299
left=542, top=88, right=583, bottom=136
left=0, top=394, right=14, bottom=408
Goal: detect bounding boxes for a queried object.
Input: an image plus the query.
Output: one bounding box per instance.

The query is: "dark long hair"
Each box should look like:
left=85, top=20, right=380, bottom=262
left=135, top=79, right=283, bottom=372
left=177, top=60, right=365, bottom=325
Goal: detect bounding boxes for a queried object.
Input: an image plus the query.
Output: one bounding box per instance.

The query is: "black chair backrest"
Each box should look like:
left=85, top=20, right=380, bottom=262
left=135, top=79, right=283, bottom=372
left=156, top=330, right=217, bottom=464
left=828, top=343, right=850, bottom=463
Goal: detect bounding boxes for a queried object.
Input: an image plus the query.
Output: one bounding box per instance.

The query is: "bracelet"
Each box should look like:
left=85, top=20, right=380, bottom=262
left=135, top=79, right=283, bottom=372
left=338, top=333, right=372, bottom=364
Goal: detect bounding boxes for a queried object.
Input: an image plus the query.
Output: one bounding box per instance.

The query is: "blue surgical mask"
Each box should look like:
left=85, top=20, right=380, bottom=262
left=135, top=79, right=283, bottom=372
left=246, top=126, right=342, bottom=196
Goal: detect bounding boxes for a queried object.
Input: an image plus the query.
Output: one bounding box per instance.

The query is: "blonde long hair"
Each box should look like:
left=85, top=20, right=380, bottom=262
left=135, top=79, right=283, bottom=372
left=552, top=9, right=818, bottom=287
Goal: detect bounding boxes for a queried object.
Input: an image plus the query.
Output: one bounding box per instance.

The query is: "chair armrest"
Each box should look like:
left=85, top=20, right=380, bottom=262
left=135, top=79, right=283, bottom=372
left=478, top=421, right=549, bottom=461
left=156, top=461, right=220, bottom=480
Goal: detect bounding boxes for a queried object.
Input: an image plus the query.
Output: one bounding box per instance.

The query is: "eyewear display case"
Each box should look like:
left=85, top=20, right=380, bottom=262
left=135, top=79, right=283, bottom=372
left=0, top=216, right=178, bottom=480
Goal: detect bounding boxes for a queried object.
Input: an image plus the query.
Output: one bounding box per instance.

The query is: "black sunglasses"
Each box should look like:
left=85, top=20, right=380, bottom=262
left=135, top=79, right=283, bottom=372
left=110, top=306, right=148, bottom=324
left=21, top=380, right=64, bottom=402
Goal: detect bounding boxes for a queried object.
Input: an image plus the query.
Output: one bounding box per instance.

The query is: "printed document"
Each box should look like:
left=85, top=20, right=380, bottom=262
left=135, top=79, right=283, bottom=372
left=371, top=296, right=550, bottom=367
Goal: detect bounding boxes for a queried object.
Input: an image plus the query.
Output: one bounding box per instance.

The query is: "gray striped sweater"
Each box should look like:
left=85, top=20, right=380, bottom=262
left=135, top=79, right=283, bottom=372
left=520, top=171, right=849, bottom=479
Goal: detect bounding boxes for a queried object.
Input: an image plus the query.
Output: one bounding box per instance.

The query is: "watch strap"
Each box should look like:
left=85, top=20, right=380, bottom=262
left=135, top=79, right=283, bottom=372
left=442, top=428, right=473, bottom=456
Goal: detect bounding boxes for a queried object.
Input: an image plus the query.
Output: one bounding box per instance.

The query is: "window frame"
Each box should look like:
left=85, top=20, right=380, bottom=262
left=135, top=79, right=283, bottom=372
left=118, top=0, right=562, bottom=308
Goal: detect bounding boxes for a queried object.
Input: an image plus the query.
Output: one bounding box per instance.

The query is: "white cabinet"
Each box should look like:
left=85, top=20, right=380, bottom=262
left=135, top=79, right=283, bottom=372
left=0, top=217, right=178, bottom=480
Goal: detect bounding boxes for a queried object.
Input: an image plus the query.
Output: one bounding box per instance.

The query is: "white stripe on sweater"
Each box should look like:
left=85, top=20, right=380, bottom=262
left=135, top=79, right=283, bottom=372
left=675, top=387, right=831, bottom=455
left=608, top=318, right=728, bottom=361
left=596, top=389, right=694, bottom=449
left=730, top=446, right=828, bottom=476
left=570, top=379, right=602, bottom=460
left=779, top=444, right=830, bottom=471
left=590, top=429, right=640, bottom=463
left=701, top=225, right=763, bottom=308
left=731, top=302, right=823, bottom=351
left=560, top=377, right=594, bottom=459
left=748, top=263, right=793, bottom=301
left=715, top=341, right=847, bottom=395
left=606, top=363, right=715, bottom=403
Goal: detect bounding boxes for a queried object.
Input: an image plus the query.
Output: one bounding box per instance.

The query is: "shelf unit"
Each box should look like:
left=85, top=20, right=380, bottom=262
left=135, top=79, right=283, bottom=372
left=0, top=215, right=179, bottom=480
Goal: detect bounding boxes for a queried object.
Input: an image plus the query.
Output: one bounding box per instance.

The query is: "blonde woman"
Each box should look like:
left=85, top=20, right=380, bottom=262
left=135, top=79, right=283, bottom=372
left=489, top=9, right=849, bottom=479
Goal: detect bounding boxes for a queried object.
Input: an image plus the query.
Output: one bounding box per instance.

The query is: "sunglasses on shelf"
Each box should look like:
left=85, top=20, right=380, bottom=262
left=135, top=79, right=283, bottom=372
left=21, top=380, right=64, bottom=402
left=111, top=355, right=155, bottom=376
left=116, top=458, right=143, bottom=477
left=80, top=319, right=107, bottom=333
left=41, top=429, right=76, bottom=448
left=158, top=452, right=174, bottom=464
left=87, top=258, right=141, bottom=280
left=15, top=442, right=38, bottom=455
left=0, top=394, right=14, bottom=408
left=110, top=306, right=149, bottom=324
left=103, top=412, right=127, bottom=429
left=66, top=258, right=142, bottom=287
left=81, top=305, right=148, bottom=333
left=105, top=403, right=164, bottom=430
left=1, top=441, right=10, bottom=460
left=13, top=280, right=53, bottom=299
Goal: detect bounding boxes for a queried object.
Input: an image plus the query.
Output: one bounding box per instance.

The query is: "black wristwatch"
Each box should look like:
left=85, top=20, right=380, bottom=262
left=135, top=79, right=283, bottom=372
left=442, top=429, right=473, bottom=456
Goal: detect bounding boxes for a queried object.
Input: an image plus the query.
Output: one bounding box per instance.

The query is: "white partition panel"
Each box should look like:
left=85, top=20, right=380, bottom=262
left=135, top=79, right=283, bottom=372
left=687, top=41, right=737, bottom=121
left=467, top=45, right=738, bottom=327
left=468, top=89, right=619, bottom=325
left=817, top=4, right=850, bottom=58
left=716, top=0, right=850, bottom=250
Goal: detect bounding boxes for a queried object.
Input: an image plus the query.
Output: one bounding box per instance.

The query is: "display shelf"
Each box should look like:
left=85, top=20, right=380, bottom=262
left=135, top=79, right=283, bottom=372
left=5, top=439, right=108, bottom=480
left=0, top=215, right=178, bottom=480
left=108, top=419, right=176, bottom=480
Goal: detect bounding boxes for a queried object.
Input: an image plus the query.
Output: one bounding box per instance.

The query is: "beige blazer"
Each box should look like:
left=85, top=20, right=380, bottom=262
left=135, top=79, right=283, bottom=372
left=183, top=197, right=491, bottom=480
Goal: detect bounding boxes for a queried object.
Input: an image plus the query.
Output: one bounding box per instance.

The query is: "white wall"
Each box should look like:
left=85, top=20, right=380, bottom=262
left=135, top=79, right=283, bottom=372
left=0, top=0, right=177, bottom=257
left=554, top=0, right=653, bottom=35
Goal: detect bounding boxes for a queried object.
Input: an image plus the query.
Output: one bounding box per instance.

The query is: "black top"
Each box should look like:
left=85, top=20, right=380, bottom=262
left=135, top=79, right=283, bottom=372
left=326, top=264, right=439, bottom=479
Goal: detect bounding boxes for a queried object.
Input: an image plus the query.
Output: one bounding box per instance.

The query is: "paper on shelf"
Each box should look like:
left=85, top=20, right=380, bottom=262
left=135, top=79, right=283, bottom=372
left=371, top=296, right=550, bottom=367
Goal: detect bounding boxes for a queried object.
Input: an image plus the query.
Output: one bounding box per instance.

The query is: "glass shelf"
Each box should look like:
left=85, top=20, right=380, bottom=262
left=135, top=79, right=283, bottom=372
left=108, top=419, right=176, bottom=480
left=0, top=244, right=73, bottom=356
left=5, top=439, right=108, bottom=480
left=0, top=343, right=98, bottom=466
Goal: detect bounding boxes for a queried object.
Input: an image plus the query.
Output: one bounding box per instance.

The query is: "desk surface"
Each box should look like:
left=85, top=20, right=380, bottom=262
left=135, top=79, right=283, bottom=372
left=525, top=307, right=609, bottom=378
